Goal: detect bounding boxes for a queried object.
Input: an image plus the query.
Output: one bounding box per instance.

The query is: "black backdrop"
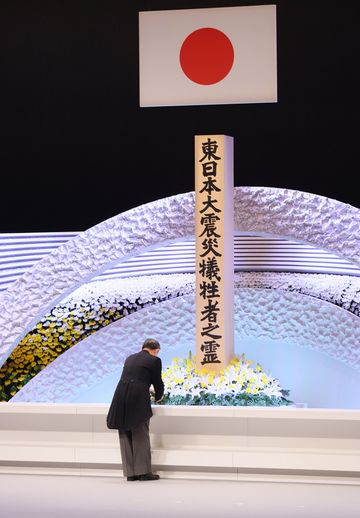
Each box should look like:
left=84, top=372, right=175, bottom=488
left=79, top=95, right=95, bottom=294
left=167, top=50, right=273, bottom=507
left=0, top=0, right=359, bottom=231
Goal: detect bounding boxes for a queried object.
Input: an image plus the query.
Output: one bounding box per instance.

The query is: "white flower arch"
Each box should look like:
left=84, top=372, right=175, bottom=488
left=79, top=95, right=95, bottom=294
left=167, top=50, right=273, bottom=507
left=0, top=186, right=359, bottom=365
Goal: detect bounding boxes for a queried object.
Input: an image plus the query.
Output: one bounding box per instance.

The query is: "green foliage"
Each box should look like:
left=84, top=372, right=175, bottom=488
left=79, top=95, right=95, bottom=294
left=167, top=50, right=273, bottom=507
left=159, top=391, right=292, bottom=407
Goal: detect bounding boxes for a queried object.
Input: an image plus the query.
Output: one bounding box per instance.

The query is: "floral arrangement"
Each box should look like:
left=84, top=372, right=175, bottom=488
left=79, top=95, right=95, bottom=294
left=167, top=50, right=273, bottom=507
left=158, top=353, right=292, bottom=406
left=0, top=278, right=186, bottom=402
left=0, top=303, right=122, bottom=401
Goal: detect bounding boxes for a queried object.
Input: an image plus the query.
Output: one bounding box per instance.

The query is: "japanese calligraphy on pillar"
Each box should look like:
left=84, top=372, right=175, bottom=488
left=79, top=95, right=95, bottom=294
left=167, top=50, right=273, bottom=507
left=195, top=135, right=234, bottom=375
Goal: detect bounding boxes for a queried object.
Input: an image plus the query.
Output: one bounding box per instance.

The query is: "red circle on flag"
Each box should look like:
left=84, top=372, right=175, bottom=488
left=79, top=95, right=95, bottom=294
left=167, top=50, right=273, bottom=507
left=179, top=27, right=234, bottom=85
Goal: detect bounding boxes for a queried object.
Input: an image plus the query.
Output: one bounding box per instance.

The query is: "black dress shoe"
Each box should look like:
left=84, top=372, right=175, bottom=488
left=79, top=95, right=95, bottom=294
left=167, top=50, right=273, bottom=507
left=126, top=475, right=139, bottom=481
left=138, top=473, right=160, bottom=481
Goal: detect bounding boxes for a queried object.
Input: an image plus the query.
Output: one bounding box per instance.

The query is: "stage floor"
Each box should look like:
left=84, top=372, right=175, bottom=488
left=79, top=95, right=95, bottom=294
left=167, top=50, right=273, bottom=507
left=0, top=473, right=359, bottom=518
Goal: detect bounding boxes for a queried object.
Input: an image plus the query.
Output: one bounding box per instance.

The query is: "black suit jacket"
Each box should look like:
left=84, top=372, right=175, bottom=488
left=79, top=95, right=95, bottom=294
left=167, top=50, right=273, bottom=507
left=107, top=350, right=164, bottom=431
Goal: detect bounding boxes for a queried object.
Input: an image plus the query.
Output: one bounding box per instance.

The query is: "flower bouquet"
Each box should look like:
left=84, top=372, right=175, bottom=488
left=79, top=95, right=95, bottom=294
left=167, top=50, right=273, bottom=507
left=157, top=352, right=292, bottom=406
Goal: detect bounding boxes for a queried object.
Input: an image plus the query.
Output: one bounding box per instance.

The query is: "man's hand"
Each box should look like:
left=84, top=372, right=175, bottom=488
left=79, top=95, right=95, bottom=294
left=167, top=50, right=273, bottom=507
left=149, top=388, right=155, bottom=401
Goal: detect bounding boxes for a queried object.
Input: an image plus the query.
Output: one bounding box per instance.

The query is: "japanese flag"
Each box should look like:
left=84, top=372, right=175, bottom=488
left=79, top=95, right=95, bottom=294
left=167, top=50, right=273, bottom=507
left=139, top=5, right=277, bottom=107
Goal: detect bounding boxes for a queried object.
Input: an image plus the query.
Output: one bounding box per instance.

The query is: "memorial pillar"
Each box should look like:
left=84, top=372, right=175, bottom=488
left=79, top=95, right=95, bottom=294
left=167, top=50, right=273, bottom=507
left=195, top=135, right=234, bottom=374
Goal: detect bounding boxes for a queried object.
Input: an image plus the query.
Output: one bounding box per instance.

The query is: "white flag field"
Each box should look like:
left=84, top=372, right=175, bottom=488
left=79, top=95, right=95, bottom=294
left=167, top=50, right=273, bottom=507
left=139, top=5, right=277, bottom=107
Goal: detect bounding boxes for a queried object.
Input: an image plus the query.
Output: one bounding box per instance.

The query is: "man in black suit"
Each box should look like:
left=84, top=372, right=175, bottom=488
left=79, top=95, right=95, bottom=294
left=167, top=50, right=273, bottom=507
left=107, top=338, right=164, bottom=481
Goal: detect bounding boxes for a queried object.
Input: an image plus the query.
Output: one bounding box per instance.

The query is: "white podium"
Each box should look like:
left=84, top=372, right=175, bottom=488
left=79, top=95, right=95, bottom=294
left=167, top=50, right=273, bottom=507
left=0, top=403, right=359, bottom=483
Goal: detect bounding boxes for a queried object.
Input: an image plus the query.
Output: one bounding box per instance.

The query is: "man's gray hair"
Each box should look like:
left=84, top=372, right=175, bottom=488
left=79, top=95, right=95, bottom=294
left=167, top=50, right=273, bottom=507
left=142, top=338, right=160, bottom=350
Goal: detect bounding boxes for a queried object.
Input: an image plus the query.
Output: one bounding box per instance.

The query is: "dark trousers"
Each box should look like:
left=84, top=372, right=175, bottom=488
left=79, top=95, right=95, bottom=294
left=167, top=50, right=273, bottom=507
left=118, top=420, right=151, bottom=477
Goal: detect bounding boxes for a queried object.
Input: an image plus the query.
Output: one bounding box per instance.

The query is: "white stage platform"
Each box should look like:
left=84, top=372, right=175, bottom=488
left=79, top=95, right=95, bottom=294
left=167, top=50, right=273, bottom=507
left=0, top=403, right=359, bottom=484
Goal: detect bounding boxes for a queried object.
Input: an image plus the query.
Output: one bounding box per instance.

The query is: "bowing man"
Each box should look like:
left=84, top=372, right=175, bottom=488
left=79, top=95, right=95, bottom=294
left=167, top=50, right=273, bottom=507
left=107, top=338, right=164, bottom=481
